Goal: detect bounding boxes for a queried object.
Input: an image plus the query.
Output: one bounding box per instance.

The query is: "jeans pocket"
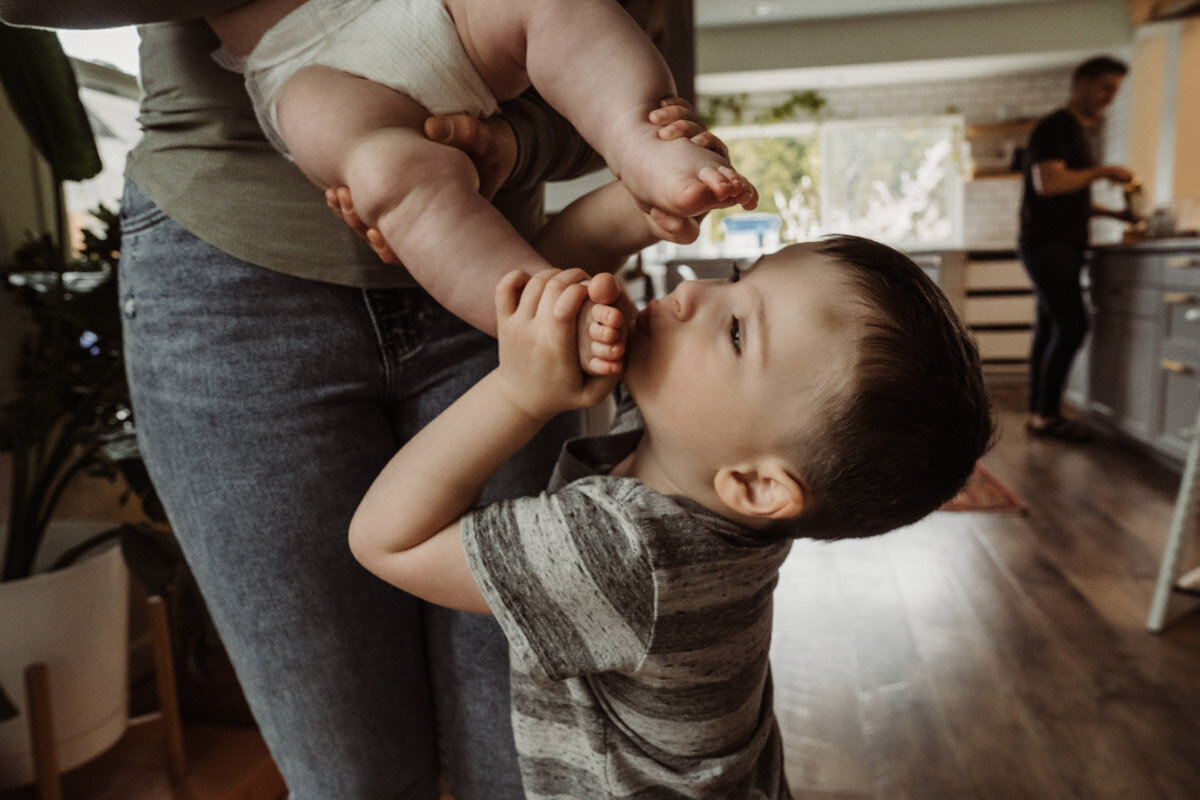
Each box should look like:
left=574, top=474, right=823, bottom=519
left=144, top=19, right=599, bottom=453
left=118, top=181, right=171, bottom=236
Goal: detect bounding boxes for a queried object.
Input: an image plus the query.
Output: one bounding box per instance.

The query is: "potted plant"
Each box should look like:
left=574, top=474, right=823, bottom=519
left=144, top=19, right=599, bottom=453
left=0, top=29, right=252, bottom=785
left=0, top=23, right=208, bottom=787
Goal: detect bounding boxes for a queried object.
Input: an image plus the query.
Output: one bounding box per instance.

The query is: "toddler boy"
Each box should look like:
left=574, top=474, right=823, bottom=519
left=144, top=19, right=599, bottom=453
left=350, top=234, right=994, bottom=799
left=205, top=0, right=758, bottom=333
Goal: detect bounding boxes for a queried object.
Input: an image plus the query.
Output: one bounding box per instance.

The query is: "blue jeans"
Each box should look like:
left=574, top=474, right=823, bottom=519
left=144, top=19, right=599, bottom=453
left=119, top=181, right=579, bottom=799
left=1018, top=238, right=1089, bottom=419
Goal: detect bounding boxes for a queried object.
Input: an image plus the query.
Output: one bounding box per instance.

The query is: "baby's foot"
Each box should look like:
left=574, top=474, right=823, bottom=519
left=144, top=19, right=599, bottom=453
left=578, top=273, right=631, bottom=376
left=615, top=127, right=758, bottom=224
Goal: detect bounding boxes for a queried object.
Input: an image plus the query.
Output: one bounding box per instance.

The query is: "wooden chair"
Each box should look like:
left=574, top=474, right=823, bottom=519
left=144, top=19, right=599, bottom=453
left=23, top=596, right=186, bottom=800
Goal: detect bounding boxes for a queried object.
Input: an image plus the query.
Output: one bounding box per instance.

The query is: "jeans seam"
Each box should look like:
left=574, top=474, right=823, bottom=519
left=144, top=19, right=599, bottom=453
left=362, top=288, right=432, bottom=404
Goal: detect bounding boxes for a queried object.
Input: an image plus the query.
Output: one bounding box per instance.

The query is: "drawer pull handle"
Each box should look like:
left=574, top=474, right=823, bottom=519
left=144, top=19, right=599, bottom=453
left=1166, top=256, right=1200, bottom=269
left=1161, top=359, right=1194, bottom=375
left=1164, top=292, right=1198, bottom=304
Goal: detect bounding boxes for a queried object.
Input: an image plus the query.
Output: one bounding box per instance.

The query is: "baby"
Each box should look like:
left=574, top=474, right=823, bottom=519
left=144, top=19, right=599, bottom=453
left=349, top=232, right=994, bottom=798
left=206, top=0, right=758, bottom=332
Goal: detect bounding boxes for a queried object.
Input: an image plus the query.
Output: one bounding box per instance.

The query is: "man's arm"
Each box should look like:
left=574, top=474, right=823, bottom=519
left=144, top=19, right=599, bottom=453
left=1031, top=159, right=1133, bottom=197
left=348, top=269, right=621, bottom=612
left=0, top=0, right=243, bottom=28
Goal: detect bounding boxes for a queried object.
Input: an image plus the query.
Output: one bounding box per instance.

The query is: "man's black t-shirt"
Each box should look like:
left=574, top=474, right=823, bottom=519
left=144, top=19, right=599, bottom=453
left=1019, top=109, right=1096, bottom=245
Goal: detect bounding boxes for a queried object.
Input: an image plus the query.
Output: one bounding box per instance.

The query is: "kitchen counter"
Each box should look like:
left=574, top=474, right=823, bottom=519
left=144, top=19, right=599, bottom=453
left=1067, top=244, right=1200, bottom=468
left=1090, top=236, right=1200, bottom=254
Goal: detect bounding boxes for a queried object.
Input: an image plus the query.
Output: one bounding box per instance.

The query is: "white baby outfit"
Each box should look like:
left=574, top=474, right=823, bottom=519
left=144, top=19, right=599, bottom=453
left=214, top=0, right=499, bottom=156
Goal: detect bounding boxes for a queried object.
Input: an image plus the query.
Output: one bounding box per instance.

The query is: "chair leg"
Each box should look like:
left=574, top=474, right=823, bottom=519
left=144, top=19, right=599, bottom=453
left=147, top=596, right=187, bottom=780
left=1148, top=404, right=1200, bottom=632
left=24, top=663, right=63, bottom=800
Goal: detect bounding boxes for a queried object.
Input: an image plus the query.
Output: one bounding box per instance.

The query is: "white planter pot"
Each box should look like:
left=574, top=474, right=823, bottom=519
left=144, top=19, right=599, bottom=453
left=0, top=536, right=129, bottom=789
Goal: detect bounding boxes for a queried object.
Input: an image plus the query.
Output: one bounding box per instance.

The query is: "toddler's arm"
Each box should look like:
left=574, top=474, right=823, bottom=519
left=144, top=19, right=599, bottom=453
left=349, top=268, right=623, bottom=611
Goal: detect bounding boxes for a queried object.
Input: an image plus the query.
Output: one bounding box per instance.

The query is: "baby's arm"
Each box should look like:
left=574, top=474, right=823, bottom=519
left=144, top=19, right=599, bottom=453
left=349, top=269, right=619, bottom=611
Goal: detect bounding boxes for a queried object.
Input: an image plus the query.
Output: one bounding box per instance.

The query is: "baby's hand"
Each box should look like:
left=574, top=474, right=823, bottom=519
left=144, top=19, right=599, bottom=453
left=577, top=272, right=632, bottom=377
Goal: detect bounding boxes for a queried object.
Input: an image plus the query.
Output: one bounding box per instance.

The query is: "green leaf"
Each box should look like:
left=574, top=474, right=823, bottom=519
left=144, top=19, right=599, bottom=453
left=0, top=23, right=101, bottom=182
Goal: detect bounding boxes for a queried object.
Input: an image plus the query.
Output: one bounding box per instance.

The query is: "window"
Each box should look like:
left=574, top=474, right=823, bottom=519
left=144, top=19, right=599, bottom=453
left=59, top=28, right=141, bottom=253
left=710, top=115, right=965, bottom=251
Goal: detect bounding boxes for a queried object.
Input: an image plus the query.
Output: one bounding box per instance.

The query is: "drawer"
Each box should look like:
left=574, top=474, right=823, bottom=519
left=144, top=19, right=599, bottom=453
left=1089, top=250, right=1162, bottom=284
left=1091, top=249, right=1200, bottom=287
left=966, top=259, right=1030, bottom=291
left=1162, top=252, right=1200, bottom=285
left=964, top=294, right=1035, bottom=325
left=1159, top=337, right=1200, bottom=376
left=1157, top=341, right=1200, bottom=459
left=1091, top=282, right=1163, bottom=318
left=1160, top=290, right=1200, bottom=344
left=973, top=329, right=1032, bottom=360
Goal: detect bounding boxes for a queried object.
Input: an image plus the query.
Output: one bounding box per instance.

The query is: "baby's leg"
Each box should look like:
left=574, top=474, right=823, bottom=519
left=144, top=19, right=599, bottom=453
left=513, top=0, right=757, bottom=218
left=275, top=65, right=551, bottom=334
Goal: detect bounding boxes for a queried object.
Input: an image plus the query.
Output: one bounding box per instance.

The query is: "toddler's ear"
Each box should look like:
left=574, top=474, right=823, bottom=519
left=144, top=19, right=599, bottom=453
left=714, top=460, right=805, bottom=521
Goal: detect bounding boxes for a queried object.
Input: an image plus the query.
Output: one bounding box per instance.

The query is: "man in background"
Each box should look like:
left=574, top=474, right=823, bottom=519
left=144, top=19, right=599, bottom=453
left=1019, top=55, right=1133, bottom=441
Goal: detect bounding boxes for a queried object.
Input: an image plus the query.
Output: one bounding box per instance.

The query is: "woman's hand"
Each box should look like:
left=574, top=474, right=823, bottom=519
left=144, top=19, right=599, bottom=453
left=325, top=113, right=517, bottom=265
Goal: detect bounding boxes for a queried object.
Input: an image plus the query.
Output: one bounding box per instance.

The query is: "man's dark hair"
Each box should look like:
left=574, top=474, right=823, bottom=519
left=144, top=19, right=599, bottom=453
left=774, top=235, right=994, bottom=542
left=1073, top=55, right=1127, bottom=83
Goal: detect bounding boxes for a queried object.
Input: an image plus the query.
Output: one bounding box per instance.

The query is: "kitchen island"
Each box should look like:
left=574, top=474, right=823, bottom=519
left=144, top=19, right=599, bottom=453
left=1068, top=237, right=1200, bottom=467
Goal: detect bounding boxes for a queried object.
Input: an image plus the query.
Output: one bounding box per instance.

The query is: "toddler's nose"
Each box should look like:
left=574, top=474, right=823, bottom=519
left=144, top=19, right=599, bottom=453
left=670, top=280, right=698, bottom=321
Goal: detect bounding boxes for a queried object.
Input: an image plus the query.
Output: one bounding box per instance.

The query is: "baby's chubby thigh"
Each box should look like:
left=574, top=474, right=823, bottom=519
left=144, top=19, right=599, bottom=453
left=274, top=65, right=450, bottom=206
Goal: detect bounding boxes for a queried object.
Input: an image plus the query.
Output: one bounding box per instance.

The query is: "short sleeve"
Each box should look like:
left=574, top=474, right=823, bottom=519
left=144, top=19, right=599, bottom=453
left=1026, top=113, right=1075, bottom=166
left=461, top=478, right=657, bottom=683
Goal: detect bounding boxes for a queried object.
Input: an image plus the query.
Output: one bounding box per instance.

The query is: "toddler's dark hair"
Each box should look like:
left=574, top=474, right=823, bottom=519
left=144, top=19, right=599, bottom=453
left=774, top=235, right=994, bottom=541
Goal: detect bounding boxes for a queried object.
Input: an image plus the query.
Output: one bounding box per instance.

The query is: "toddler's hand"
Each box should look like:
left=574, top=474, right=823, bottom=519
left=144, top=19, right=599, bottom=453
left=495, top=268, right=619, bottom=420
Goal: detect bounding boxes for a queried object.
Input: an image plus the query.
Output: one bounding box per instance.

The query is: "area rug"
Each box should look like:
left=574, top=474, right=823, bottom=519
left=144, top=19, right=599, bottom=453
left=939, top=463, right=1023, bottom=512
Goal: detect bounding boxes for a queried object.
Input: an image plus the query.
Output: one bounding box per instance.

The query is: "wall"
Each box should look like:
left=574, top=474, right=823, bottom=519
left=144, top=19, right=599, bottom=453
left=1126, top=16, right=1200, bottom=233
left=696, top=0, right=1133, bottom=77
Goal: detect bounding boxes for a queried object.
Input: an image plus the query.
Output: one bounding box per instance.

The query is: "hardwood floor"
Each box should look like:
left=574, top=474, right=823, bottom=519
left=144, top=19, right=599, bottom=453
left=8, top=383, right=1198, bottom=798
left=770, top=383, right=1200, bottom=800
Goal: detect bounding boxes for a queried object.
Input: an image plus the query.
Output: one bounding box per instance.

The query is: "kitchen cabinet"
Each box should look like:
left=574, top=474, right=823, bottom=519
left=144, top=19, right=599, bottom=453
left=1076, top=241, right=1200, bottom=465
left=934, top=252, right=1035, bottom=376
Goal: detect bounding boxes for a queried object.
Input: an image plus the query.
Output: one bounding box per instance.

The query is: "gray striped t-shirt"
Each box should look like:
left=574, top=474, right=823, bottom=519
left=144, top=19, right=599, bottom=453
left=462, top=428, right=794, bottom=799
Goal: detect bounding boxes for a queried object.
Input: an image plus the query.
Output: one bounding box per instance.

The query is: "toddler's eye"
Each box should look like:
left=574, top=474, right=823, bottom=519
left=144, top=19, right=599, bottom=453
left=729, top=263, right=741, bottom=283
left=729, top=316, right=742, bottom=355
